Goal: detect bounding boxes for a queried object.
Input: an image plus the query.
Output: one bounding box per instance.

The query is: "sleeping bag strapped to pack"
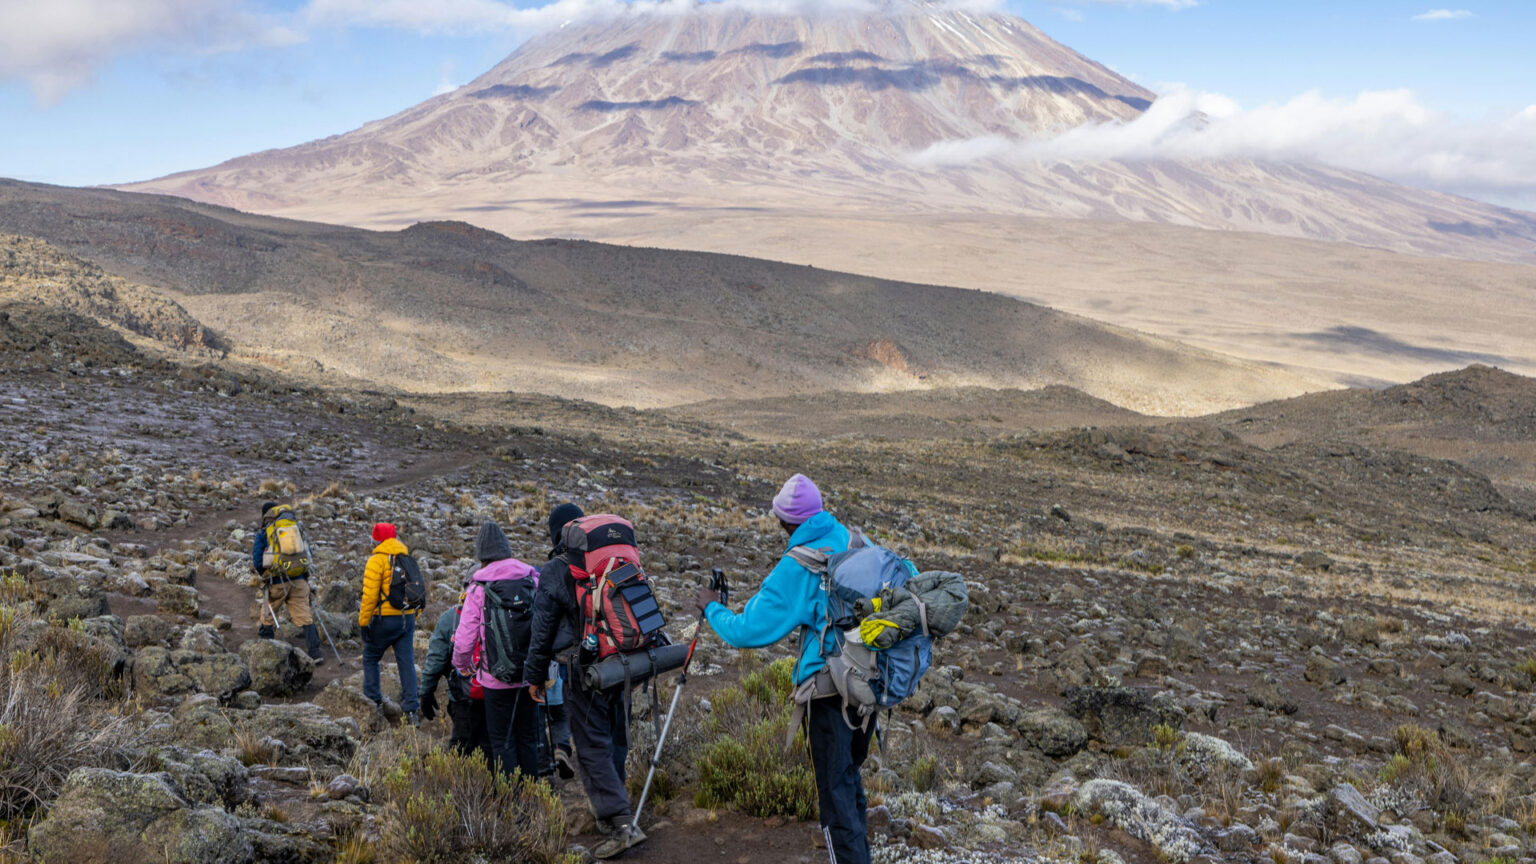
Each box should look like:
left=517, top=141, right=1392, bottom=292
left=261, top=505, right=310, bottom=580
left=561, top=514, right=666, bottom=660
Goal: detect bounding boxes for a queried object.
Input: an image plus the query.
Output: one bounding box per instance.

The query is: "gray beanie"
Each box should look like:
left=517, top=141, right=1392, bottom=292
left=475, top=522, right=512, bottom=564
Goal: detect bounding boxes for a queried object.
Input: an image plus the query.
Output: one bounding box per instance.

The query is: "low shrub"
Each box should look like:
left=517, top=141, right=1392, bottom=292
left=692, top=657, right=817, bottom=820
left=374, top=738, right=571, bottom=864
left=0, top=582, right=133, bottom=820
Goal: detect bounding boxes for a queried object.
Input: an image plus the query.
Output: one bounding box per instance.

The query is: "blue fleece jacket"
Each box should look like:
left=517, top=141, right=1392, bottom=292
left=704, top=510, right=851, bottom=685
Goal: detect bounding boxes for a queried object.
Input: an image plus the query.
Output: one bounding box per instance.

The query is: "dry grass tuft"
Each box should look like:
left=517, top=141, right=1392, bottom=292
left=0, top=582, right=135, bottom=819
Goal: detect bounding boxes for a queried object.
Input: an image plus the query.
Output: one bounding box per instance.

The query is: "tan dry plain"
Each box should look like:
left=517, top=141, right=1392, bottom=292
left=214, top=189, right=1536, bottom=393
left=0, top=181, right=1318, bottom=416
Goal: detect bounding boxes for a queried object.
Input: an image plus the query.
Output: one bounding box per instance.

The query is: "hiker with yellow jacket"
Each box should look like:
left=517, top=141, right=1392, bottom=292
left=359, top=522, right=422, bottom=725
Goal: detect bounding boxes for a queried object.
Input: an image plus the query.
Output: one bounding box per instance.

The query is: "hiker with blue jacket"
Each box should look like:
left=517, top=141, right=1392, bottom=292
left=695, top=473, right=870, bottom=864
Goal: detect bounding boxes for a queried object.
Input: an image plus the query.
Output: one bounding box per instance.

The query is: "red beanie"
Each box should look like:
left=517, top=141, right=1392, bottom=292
left=372, top=522, right=396, bottom=542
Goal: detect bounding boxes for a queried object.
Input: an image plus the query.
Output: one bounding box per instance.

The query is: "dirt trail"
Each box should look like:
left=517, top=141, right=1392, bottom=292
left=105, top=449, right=491, bottom=701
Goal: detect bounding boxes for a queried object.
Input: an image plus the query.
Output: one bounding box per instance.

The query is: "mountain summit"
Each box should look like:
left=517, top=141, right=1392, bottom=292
left=128, top=5, right=1151, bottom=207
left=122, top=3, right=1536, bottom=264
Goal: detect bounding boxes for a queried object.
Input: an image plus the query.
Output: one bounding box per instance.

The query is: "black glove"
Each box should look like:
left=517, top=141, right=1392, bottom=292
left=360, top=622, right=374, bottom=645
left=420, top=689, right=439, bottom=722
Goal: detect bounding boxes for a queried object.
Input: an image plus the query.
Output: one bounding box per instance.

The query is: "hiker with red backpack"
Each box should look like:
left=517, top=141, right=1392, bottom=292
left=452, top=521, right=546, bottom=779
left=419, top=574, right=491, bottom=766
left=524, top=503, right=661, bottom=860
left=359, top=522, right=425, bottom=726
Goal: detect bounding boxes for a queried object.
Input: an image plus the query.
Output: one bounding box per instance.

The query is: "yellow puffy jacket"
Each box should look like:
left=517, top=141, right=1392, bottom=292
left=359, top=537, right=412, bottom=626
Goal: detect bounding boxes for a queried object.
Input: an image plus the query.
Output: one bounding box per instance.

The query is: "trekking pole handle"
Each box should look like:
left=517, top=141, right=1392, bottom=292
left=710, top=567, right=728, bottom=606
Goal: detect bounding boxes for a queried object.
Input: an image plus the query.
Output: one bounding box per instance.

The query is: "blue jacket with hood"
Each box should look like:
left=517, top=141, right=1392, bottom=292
left=704, top=510, right=851, bottom=685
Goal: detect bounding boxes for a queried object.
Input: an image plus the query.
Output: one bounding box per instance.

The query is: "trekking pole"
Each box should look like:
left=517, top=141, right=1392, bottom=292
left=305, top=549, right=346, bottom=664
left=260, top=585, right=283, bottom=635
left=312, top=600, right=345, bottom=664
left=631, top=567, right=728, bottom=831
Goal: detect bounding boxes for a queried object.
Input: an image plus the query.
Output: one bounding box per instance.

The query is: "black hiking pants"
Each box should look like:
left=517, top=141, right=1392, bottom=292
left=569, top=680, right=631, bottom=823
left=485, top=686, right=543, bottom=779
left=448, top=696, right=492, bottom=768
left=807, top=698, right=874, bottom=864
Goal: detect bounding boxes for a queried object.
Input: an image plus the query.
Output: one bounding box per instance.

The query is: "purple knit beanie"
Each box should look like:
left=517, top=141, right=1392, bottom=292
left=771, top=474, right=823, bottom=525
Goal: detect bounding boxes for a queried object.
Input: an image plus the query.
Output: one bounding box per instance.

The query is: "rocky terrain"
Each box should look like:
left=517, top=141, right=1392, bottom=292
left=5, top=288, right=1536, bottom=864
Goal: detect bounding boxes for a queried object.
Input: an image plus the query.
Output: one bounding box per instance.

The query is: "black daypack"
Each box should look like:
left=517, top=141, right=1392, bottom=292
left=384, top=554, right=427, bottom=612
left=481, top=578, right=536, bottom=683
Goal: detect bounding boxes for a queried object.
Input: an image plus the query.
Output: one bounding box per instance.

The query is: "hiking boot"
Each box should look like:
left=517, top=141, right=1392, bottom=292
left=257, top=625, right=276, bottom=639
left=592, top=823, right=645, bottom=859
left=404, top=711, right=420, bottom=727
left=554, top=747, right=576, bottom=780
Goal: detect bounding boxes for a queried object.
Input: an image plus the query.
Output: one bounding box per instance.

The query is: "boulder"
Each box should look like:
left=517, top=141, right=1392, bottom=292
left=132, top=647, right=250, bottom=701
left=153, top=747, right=251, bottom=809
left=180, top=652, right=252, bottom=700
left=1015, top=707, right=1089, bottom=757
left=1246, top=674, right=1298, bottom=714
left=1064, top=686, right=1182, bottom=747
left=155, top=583, right=200, bottom=616
left=238, top=638, right=314, bottom=697
left=58, top=498, right=99, bottom=529
left=1075, top=779, right=1205, bottom=864
left=240, top=817, right=331, bottom=864
left=316, top=679, right=397, bottom=735
left=179, top=624, right=226, bottom=654
left=27, top=768, right=254, bottom=864
left=241, top=703, right=358, bottom=767
left=125, top=614, right=173, bottom=648
left=1328, top=782, right=1382, bottom=835
left=1306, top=653, right=1347, bottom=687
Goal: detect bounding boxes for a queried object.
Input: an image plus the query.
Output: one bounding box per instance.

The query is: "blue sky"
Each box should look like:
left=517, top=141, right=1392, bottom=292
left=1, top=0, right=1532, bottom=207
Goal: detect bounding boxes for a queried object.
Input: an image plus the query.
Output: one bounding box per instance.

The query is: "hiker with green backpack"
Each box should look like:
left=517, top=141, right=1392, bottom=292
left=697, top=474, right=966, bottom=864
left=359, top=522, right=426, bottom=725
left=451, top=522, right=546, bottom=779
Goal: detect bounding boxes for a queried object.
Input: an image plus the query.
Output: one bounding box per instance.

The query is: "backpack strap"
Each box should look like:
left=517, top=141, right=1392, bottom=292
left=786, top=545, right=830, bottom=573
left=785, top=670, right=839, bottom=750
left=382, top=554, right=398, bottom=609
left=913, top=595, right=931, bottom=638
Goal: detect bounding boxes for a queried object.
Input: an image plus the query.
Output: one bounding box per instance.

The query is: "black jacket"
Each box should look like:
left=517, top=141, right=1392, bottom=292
left=522, top=552, right=580, bottom=687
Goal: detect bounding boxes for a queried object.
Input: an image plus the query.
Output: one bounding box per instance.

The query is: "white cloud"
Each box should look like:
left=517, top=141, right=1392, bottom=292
left=1063, top=0, right=1199, bottom=9
left=433, top=59, right=462, bottom=96
left=301, top=0, right=982, bottom=35
left=0, top=0, right=300, bottom=105
left=910, top=87, right=1536, bottom=210
left=1412, top=9, right=1474, bottom=20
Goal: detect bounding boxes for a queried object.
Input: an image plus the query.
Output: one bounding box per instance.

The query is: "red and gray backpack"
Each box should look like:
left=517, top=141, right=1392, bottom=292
left=561, top=514, right=666, bottom=659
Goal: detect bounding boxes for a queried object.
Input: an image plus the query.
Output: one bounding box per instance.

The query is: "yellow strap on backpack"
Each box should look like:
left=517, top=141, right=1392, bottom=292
left=859, top=618, right=899, bottom=649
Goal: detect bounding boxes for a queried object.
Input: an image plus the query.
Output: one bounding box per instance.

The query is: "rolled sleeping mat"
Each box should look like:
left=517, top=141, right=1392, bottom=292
left=582, top=643, right=690, bottom=691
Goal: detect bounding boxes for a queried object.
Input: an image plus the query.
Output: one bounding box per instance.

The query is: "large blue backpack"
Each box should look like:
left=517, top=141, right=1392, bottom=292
left=789, top=531, right=934, bottom=727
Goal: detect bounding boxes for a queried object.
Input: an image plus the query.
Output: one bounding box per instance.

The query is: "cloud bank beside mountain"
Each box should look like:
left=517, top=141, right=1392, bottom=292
left=911, top=86, right=1536, bottom=211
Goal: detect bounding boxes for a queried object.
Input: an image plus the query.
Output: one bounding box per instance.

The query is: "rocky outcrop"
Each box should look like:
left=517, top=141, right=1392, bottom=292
left=28, top=768, right=253, bottom=864
left=238, top=639, right=314, bottom=697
